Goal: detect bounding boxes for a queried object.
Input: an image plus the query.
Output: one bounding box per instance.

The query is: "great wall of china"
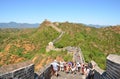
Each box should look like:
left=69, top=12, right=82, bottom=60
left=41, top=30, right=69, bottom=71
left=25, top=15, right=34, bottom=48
left=0, top=20, right=120, bottom=79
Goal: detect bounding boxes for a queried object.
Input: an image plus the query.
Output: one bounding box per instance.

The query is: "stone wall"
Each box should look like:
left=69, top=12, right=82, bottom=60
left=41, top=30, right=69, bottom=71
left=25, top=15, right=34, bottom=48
left=105, top=54, right=120, bottom=79
left=0, top=61, right=34, bottom=79
left=92, top=54, right=120, bottom=79
left=65, top=46, right=85, bottom=63
left=94, top=70, right=103, bottom=79
left=38, top=65, right=52, bottom=79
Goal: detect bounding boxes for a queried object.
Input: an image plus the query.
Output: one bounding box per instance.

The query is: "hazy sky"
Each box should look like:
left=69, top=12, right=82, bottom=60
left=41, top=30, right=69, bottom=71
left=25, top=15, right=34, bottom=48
left=0, top=0, right=120, bottom=25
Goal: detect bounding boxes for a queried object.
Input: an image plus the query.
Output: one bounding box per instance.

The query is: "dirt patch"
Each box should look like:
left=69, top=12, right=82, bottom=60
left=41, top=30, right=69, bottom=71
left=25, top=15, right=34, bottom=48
left=86, top=27, right=91, bottom=32
left=0, top=52, right=25, bottom=66
left=35, top=58, right=46, bottom=70
left=111, top=26, right=120, bottom=34
left=9, top=55, right=25, bottom=63
left=4, top=40, right=35, bottom=54
left=23, top=44, right=35, bottom=51
left=56, top=56, right=64, bottom=62
left=4, top=44, right=11, bottom=52
left=32, top=56, right=38, bottom=62
left=46, top=57, right=54, bottom=64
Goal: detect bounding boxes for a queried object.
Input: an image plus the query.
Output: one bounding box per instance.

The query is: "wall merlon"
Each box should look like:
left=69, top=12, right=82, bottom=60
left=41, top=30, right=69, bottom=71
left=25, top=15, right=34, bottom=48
left=107, top=54, right=120, bottom=64
left=93, top=54, right=120, bottom=79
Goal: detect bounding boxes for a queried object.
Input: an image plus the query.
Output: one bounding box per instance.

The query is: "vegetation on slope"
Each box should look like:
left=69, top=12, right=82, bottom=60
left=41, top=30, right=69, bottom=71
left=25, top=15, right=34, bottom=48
left=0, top=22, right=72, bottom=70
left=55, top=22, right=120, bottom=69
left=0, top=21, right=120, bottom=70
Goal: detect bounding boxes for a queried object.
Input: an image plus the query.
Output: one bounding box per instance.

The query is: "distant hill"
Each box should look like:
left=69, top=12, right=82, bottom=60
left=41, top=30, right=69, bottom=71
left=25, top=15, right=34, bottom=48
left=0, top=22, right=39, bottom=28
left=87, top=24, right=107, bottom=28
left=0, top=20, right=120, bottom=70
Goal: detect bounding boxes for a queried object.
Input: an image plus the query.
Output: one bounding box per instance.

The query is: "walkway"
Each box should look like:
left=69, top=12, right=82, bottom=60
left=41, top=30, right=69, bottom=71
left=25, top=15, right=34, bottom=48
left=51, top=47, right=85, bottom=79
left=73, top=47, right=84, bottom=64
left=52, top=31, right=64, bottom=43
left=49, top=23, right=65, bottom=44
left=51, top=71, right=85, bottom=79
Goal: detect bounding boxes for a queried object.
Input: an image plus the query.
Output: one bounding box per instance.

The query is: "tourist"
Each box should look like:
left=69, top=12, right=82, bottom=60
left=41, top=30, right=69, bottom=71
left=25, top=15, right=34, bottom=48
left=60, top=61, right=64, bottom=71
left=84, top=65, right=90, bottom=79
left=66, top=61, right=72, bottom=73
left=63, top=62, right=67, bottom=72
left=87, top=63, right=95, bottom=79
left=82, top=64, right=85, bottom=75
left=51, top=60, right=60, bottom=77
left=71, top=62, right=77, bottom=74
left=88, top=62, right=93, bottom=69
left=76, top=62, right=81, bottom=72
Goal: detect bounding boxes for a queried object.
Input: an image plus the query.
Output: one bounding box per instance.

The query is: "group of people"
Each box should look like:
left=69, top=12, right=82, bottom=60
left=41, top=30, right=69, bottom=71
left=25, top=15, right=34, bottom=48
left=51, top=60, right=95, bottom=79
left=82, top=63, right=95, bottom=79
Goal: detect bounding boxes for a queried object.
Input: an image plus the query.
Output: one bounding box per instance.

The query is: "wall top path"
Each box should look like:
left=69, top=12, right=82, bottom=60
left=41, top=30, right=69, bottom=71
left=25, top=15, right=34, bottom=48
left=107, top=54, right=120, bottom=64
left=0, top=61, right=33, bottom=74
left=91, top=60, right=104, bottom=74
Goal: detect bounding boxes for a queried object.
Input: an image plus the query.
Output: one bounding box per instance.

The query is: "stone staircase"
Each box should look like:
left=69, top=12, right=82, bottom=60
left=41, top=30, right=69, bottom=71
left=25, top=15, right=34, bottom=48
left=74, top=47, right=85, bottom=64
left=45, top=21, right=65, bottom=52
left=49, top=23, right=62, bottom=33
left=48, top=22, right=65, bottom=44
left=51, top=71, right=84, bottom=79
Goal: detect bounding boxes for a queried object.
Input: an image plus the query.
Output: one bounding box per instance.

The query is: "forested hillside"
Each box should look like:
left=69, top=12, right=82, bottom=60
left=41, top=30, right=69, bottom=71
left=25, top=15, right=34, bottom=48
left=55, top=22, right=120, bottom=69
left=0, top=20, right=119, bottom=70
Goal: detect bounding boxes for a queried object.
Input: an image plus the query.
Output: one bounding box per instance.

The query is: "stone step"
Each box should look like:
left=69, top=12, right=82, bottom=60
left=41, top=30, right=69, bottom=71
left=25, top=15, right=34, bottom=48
left=51, top=71, right=84, bottom=79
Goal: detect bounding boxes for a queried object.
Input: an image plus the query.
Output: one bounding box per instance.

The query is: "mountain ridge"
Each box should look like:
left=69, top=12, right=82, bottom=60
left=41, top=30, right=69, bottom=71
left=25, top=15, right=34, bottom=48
left=0, top=21, right=119, bottom=28
left=0, top=22, right=39, bottom=28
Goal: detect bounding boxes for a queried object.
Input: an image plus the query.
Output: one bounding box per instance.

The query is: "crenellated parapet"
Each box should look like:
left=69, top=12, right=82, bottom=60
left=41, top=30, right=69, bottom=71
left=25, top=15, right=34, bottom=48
left=92, top=54, right=120, bottom=79
left=0, top=61, right=34, bottom=79
left=105, top=54, right=120, bottom=79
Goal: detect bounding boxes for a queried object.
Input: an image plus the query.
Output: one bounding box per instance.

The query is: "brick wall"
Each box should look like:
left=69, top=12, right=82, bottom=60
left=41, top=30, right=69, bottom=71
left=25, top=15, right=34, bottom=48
left=105, top=54, right=120, bottom=79
left=0, top=61, right=34, bottom=79
left=93, top=54, right=120, bottom=79
left=38, top=65, right=52, bottom=79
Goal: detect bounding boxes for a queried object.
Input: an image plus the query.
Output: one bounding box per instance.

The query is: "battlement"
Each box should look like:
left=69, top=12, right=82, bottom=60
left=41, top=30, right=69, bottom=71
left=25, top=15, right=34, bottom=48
left=0, top=61, right=34, bottom=79
left=93, top=54, right=120, bottom=79
left=105, top=54, right=120, bottom=79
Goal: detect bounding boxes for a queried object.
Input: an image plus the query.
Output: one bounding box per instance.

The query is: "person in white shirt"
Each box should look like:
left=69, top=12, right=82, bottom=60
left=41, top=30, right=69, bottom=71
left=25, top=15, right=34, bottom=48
left=71, top=62, right=77, bottom=74
left=76, top=62, right=81, bottom=72
left=60, top=61, right=65, bottom=71
left=85, top=67, right=90, bottom=79
left=51, top=60, right=60, bottom=76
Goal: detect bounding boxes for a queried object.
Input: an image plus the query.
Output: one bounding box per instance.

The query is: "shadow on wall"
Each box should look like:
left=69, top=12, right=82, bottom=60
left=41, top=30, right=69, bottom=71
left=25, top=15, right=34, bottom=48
left=34, top=73, right=39, bottom=79
left=0, top=61, right=34, bottom=79
left=38, top=65, right=53, bottom=79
